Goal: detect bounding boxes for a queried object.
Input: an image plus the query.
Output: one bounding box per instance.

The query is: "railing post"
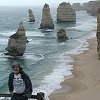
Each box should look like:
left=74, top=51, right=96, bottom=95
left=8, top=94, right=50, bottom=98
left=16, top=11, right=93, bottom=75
left=37, top=92, right=45, bottom=100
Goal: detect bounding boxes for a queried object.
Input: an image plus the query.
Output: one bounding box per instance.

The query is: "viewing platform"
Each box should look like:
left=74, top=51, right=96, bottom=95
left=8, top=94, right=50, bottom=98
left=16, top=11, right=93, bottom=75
left=0, top=92, right=45, bottom=100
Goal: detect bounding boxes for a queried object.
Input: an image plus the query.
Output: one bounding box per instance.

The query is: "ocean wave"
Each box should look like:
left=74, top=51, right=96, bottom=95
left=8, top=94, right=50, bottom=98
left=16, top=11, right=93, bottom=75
left=67, top=23, right=96, bottom=32
left=0, top=38, right=8, bottom=45
left=65, top=33, right=95, bottom=55
left=31, top=26, right=96, bottom=100
left=32, top=54, right=73, bottom=100
left=26, top=31, right=45, bottom=36
left=0, top=31, right=16, bottom=37
left=0, top=52, right=44, bottom=61
left=0, top=31, right=45, bottom=37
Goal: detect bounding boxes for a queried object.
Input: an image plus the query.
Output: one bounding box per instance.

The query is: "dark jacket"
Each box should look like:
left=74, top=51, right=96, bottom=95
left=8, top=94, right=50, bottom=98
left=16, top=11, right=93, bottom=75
left=8, top=71, right=33, bottom=98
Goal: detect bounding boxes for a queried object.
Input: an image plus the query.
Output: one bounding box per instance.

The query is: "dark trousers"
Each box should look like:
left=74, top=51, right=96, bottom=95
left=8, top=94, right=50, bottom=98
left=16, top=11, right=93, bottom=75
left=11, top=94, right=28, bottom=100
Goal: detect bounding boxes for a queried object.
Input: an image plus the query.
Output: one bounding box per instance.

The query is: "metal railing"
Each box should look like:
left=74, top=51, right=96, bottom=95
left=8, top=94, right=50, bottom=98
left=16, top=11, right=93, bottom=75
left=0, top=92, right=45, bottom=100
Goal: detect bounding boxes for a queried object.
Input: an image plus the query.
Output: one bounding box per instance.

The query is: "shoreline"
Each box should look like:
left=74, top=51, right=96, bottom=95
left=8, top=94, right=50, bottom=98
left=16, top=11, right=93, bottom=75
left=49, top=37, right=100, bottom=100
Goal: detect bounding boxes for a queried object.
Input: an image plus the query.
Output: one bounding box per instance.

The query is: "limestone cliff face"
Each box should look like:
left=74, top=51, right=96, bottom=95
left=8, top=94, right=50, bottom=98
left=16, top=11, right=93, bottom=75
left=72, top=3, right=82, bottom=11
left=28, top=9, right=35, bottom=22
left=82, top=3, right=88, bottom=10
left=57, top=2, right=76, bottom=22
left=40, top=3, right=54, bottom=29
left=87, top=1, right=100, bottom=16
left=97, top=9, right=100, bottom=59
left=5, top=22, right=27, bottom=56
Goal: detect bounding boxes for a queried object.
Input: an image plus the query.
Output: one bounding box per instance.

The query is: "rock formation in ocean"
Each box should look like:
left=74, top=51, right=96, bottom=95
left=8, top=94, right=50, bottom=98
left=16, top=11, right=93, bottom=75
left=87, top=1, right=96, bottom=15
left=82, top=3, right=88, bottom=11
left=86, top=1, right=100, bottom=16
left=57, top=2, right=76, bottom=22
left=97, top=9, right=100, bottom=59
left=28, top=9, right=35, bottom=22
left=5, top=22, right=27, bottom=56
left=40, top=3, right=54, bottom=29
left=72, top=3, right=82, bottom=11
left=57, top=29, right=69, bottom=42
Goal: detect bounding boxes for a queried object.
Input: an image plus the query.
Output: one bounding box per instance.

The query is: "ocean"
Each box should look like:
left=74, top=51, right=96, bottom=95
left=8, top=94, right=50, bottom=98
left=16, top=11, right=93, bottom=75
left=0, top=6, right=97, bottom=100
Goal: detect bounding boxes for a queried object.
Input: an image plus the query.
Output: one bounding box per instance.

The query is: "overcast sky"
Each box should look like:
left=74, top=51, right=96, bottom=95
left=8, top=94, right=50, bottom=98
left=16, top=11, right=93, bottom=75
left=0, top=0, right=96, bottom=6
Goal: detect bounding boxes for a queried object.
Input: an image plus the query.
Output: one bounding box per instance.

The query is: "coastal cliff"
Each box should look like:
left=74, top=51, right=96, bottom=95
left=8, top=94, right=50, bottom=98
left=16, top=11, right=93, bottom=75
left=83, top=1, right=100, bottom=16
left=97, top=9, right=100, bottom=59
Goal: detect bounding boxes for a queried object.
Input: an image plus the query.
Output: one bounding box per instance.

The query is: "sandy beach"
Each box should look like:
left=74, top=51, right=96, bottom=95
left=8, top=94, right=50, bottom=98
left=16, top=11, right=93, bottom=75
left=49, top=37, right=100, bottom=100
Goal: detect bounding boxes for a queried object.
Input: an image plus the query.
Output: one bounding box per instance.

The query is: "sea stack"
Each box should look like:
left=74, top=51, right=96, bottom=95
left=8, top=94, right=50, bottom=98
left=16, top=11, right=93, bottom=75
left=57, top=2, right=76, bottom=22
left=57, top=29, right=69, bottom=42
left=82, top=3, right=88, bottom=11
left=40, top=3, right=54, bottom=29
left=72, top=3, right=82, bottom=11
left=28, top=9, right=35, bottom=22
left=5, top=22, right=27, bottom=56
left=97, top=9, right=100, bottom=59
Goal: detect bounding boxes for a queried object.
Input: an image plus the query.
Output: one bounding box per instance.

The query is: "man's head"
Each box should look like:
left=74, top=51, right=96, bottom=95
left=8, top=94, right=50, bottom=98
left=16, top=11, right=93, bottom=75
left=12, top=61, right=22, bottom=74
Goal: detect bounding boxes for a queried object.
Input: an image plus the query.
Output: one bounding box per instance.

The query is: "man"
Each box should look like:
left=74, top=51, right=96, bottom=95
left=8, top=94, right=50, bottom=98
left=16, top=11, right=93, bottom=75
left=8, top=61, right=33, bottom=100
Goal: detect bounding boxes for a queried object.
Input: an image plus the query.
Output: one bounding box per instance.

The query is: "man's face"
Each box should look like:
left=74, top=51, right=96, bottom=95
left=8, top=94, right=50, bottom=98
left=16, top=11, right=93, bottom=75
left=12, top=64, right=20, bottom=74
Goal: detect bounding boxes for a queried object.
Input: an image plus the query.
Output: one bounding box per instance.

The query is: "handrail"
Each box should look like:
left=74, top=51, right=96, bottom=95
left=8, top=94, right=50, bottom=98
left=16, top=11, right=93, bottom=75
left=0, top=92, right=45, bottom=100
